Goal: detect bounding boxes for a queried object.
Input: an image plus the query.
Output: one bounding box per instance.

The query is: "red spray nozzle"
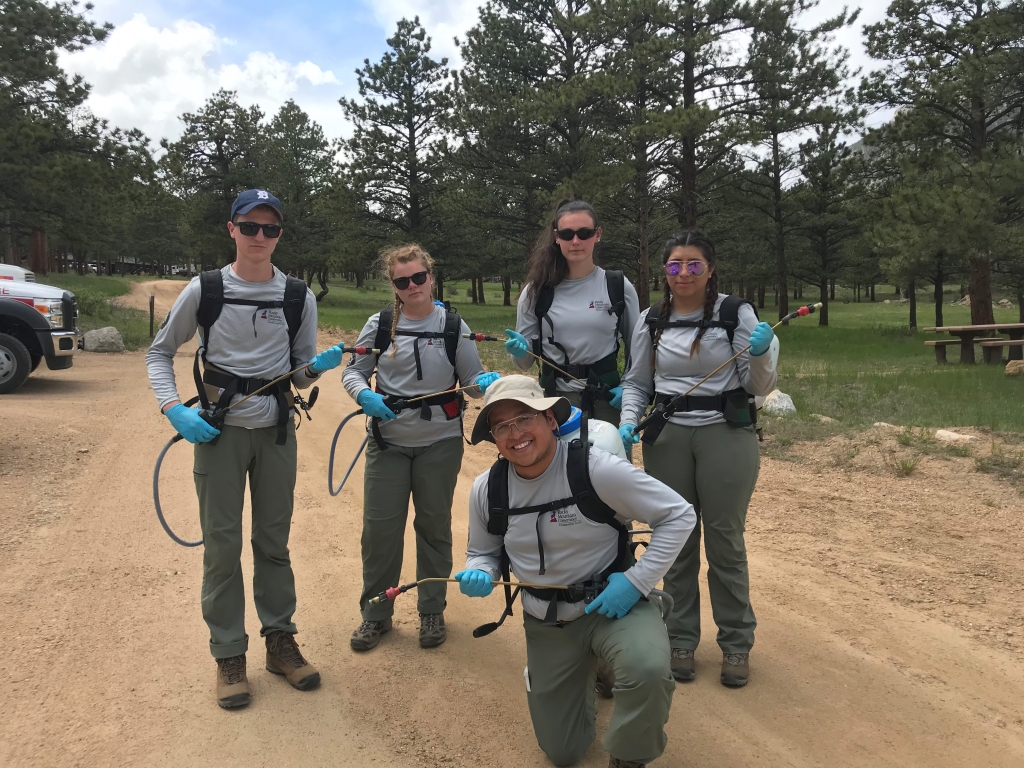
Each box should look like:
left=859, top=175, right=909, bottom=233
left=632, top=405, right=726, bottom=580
left=385, top=586, right=403, bottom=601
left=463, top=332, right=498, bottom=342
left=797, top=306, right=810, bottom=317
left=351, top=346, right=381, bottom=355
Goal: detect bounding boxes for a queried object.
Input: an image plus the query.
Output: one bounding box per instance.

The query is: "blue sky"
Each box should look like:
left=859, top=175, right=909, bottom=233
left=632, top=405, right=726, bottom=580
left=60, top=0, right=891, bottom=145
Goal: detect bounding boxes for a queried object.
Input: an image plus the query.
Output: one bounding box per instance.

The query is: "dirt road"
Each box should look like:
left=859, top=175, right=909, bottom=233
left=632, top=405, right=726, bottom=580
left=2, top=348, right=1022, bottom=767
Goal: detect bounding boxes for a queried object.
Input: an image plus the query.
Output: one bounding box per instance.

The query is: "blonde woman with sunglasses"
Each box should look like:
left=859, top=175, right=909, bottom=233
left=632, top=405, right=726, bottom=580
left=342, top=244, right=499, bottom=652
left=505, top=199, right=640, bottom=420
left=618, top=230, right=777, bottom=689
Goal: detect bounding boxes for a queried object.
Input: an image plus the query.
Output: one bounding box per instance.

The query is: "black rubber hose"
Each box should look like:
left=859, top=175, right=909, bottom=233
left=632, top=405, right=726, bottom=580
left=328, top=409, right=369, bottom=497
left=152, top=435, right=203, bottom=547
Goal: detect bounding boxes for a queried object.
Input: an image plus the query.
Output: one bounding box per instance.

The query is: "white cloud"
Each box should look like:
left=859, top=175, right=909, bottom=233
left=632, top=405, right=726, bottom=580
left=363, top=0, right=483, bottom=64
left=58, top=14, right=347, bottom=142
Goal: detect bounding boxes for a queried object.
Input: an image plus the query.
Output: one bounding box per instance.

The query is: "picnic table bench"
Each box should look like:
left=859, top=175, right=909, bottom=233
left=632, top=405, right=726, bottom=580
left=923, top=323, right=1024, bottom=364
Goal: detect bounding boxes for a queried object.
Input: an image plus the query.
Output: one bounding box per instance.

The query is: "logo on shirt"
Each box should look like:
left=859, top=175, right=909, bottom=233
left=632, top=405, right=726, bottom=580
left=260, top=308, right=286, bottom=326
left=549, top=508, right=582, bottom=527
left=589, top=300, right=611, bottom=311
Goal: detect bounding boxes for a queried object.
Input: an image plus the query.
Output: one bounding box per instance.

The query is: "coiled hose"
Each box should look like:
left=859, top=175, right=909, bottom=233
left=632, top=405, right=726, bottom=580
left=328, top=409, right=368, bottom=497
left=152, top=435, right=203, bottom=547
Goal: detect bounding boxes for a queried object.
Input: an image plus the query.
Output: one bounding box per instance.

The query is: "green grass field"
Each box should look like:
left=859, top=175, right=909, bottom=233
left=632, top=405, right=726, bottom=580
left=34, top=273, right=1024, bottom=434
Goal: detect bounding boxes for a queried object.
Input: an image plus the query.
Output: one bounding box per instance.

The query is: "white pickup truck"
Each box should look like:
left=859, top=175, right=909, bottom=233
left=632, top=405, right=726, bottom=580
left=0, top=266, right=80, bottom=393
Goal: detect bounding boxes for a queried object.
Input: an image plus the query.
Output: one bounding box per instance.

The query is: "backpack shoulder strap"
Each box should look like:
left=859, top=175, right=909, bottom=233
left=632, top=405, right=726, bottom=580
left=196, top=270, right=224, bottom=357
left=375, top=305, right=394, bottom=358
left=534, top=284, right=554, bottom=323
left=566, top=416, right=620, bottom=527
left=604, top=270, right=626, bottom=320
left=283, top=276, right=307, bottom=348
left=486, top=458, right=511, bottom=536
left=443, top=310, right=461, bottom=369
left=645, top=299, right=668, bottom=342
left=717, top=295, right=757, bottom=344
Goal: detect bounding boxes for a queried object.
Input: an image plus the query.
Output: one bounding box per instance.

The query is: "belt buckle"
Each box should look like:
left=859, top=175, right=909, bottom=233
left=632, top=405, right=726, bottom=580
left=583, top=582, right=598, bottom=603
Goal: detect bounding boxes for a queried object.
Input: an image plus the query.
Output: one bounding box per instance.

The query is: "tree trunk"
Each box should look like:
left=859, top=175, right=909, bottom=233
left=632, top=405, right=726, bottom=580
left=1018, top=289, right=1023, bottom=323
left=967, top=254, right=995, bottom=325
left=478, top=277, right=486, bottom=304
left=502, top=274, right=512, bottom=307
left=830, top=278, right=835, bottom=301
left=436, top=272, right=445, bottom=301
left=909, top=279, right=917, bottom=330
left=2, top=212, right=13, bottom=265
left=870, top=283, right=875, bottom=302
left=934, top=263, right=943, bottom=328
left=819, top=277, right=829, bottom=326
left=315, top=268, right=329, bottom=302
left=471, top=277, right=479, bottom=305
left=772, top=134, right=789, bottom=321
left=773, top=287, right=778, bottom=306
left=30, top=228, right=48, bottom=275
left=355, top=269, right=364, bottom=289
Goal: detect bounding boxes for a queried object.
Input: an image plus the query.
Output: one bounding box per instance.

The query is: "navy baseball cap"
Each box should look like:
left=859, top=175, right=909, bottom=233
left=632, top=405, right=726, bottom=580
left=230, top=189, right=284, bottom=221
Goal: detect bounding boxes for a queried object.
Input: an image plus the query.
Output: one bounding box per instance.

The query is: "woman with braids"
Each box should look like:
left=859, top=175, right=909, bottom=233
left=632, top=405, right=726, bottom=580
left=617, top=230, right=777, bottom=688
left=505, top=199, right=640, bottom=421
left=342, top=245, right=501, bottom=652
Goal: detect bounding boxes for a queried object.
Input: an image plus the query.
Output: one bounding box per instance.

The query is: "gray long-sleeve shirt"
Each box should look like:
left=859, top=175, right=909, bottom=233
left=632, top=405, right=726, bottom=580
left=513, top=266, right=641, bottom=393
left=145, top=265, right=319, bottom=429
left=342, top=306, right=486, bottom=448
left=465, top=441, right=696, bottom=622
left=619, top=294, right=777, bottom=429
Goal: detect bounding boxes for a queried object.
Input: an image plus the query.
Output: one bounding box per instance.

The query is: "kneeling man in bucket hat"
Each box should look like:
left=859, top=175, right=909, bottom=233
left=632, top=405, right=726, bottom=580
left=455, top=375, right=696, bottom=768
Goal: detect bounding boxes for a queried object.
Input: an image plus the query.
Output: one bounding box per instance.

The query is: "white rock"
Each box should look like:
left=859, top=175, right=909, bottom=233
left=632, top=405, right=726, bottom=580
left=810, top=413, right=835, bottom=423
left=873, top=422, right=898, bottom=429
left=997, top=298, right=1013, bottom=308
left=83, top=326, right=125, bottom=353
left=883, top=299, right=891, bottom=304
left=762, top=390, right=796, bottom=416
left=1006, top=360, right=1024, bottom=377
left=934, top=430, right=979, bottom=444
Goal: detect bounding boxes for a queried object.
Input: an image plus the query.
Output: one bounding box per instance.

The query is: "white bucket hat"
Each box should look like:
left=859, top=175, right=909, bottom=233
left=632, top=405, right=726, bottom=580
left=470, top=375, right=571, bottom=444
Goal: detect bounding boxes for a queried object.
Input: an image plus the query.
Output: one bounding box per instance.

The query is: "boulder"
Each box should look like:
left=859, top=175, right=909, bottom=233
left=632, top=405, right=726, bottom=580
left=810, top=413, right=835, bottom=423
left=934, top=429, right=979, bottom=444
left=873, top=422, right=898, bottom=429
left=883, top=299, right=891, bottom=304
left=997, top=298, right=1013, bottom=308
left=762, top=389, right=796, bottom=416
left=1005, top=360, right=1024, bottom=377
left=83, top=326, right=125, bottom=353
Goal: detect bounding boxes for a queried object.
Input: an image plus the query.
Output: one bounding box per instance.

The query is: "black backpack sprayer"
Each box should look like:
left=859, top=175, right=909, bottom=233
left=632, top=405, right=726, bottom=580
left=152, top=347, right=381, bottom=547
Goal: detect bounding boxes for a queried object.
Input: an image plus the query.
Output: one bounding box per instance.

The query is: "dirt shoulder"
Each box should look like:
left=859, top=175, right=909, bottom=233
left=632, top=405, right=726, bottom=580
left=1, top=351, right=1022, bottom=767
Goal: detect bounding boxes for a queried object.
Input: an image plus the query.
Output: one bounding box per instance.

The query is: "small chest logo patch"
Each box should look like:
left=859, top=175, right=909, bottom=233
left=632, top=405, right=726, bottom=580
left=589, top=300, right=611, bottom=311
left=702, top=327, right=727, bottom=341
left=549, top=508, right=582, bottom=527
left=261, top=309, right=286, bottom=326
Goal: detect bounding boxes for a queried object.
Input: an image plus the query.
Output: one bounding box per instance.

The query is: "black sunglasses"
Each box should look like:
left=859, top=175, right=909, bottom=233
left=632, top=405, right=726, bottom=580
left=392, top=271, right=429, bottom=290
left=235, top=221, right=282, bottom=238
left=554, top=227, right=598, bottom=242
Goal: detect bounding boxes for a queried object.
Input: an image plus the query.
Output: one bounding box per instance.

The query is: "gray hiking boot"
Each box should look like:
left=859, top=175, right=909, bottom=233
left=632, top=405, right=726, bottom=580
left=419, top=612, right=447, bottom=648
left=350, top=618, right=392, bottom=651
left=671, top=648, right=695, bottom=682
left=721, top=652, right=749, bottom=688
left=215, top=654, right=250, bottom=709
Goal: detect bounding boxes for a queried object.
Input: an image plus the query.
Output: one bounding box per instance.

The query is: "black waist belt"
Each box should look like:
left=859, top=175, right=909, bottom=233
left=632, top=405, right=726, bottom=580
left=369, top=387, right=462, bottom=451
left=199, top=364, right=294, bottom=446
left=539, top=351, right=619, bottom=416
left=642, top=387, right=753, bottom=446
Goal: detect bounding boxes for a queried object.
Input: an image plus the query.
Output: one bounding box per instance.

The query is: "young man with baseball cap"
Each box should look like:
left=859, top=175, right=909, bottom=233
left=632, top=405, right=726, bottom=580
left=146, top=189, right=346, bottom=709
left=454, top=375, right=696, bottom=768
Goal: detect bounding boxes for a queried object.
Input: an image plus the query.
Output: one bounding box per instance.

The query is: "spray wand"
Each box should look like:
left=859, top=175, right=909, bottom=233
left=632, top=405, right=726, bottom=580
left=632, top=303, right=822, bottom=439
left=369, top=577, right=570, bottom=605
left=463, top=332, right=588, bottom=386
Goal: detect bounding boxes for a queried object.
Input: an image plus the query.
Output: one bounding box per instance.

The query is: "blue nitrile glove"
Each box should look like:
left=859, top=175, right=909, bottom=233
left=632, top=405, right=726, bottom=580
left=454, top=569, right=494, bottom=598
left=749, top=322, right=775, bottom=357
left=356, top=389, right=397, bottom=421
left=434, top=300, right=445, bottom=307
left=504, top=329, right=529, bottom=359
left=609, top=386, right=623, bottom=409
left=165, top=403, right=220, bottom=444
left=308, top=343, right=345, bottom=374
left=475, top=372, right=501, bottom=393
left=585, top=572, right=642, bottom=619
left=619, top=424, right=640, bottom=450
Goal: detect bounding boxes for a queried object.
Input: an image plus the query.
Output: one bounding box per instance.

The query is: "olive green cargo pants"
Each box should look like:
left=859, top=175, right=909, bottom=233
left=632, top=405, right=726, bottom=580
left=359, top=436, right=464, bottom=620
left=642, top=421, right=759, bottom=654
left=194, top=424, right=299, bottom=659
left=523, top=600, right=674, bottom=766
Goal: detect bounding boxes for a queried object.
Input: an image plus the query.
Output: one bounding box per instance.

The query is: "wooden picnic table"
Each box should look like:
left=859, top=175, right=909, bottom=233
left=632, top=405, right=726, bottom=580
left=923, top=323, right=1024, bottom=364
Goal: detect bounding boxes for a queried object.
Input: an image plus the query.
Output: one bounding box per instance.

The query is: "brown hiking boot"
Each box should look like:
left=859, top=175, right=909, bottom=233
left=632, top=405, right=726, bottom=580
left=721, top=652, right=749, bottom=688
left=596, top=657, right=615, bottom=699
left=350, top=617, right=392, bottom=651
left=215, top=655, right=251, bottom=709
left=608, top=756, right=646, bottom=768
left=419, top=612, right=447, bottom=648
left=671, top=648, right=695, bottom=682
left=265, top=631, right=321, bottom=691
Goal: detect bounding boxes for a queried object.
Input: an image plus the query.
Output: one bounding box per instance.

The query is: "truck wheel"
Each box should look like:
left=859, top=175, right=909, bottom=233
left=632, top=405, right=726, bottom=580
left=0, top=332, right=32, bottom=394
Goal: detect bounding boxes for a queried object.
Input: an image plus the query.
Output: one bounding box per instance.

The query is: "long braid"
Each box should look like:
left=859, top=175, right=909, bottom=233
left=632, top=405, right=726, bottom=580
left=690, top=270, right=719, bottom=358
left=650, top=282, right=672, bottom=375
left=389, top=294, right=402, bottom=359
